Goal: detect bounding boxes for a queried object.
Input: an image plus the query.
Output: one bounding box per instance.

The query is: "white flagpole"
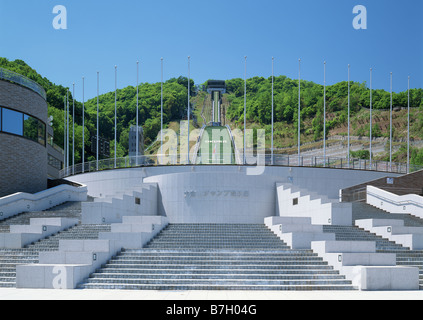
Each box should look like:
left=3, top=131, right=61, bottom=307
left=96, top=71, right=99, bottom=171
left=323, top=61, right=326, bottom=167
left=63, top=94, right=66, bottom=174
left=271, top=57, right=274, bottom=166
left=161, top=58, right=164, bottom=157
left=390, top=72, right=393, bottom=172
left=298, top=58, right=301, bottom=165
left=136, top=61, right=139, bottom=166
left=347, top=64, right=351, bottom=168
left=244, top=56, right=247, bottom=165
left=114, top=65, right=117, bottom=169
left=72, top=83, right=75, bottom=175
left=82, top=77, right=85, bottom=173
left=66, top=89, right=69, bottom=171
left=407, top=76, right=410, bottom=174
left=369, top=68, right=373, bottom=169
left=187, top=56, right=191, bottom=164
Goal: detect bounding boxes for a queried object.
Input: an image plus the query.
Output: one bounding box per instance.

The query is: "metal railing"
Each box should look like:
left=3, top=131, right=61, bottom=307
left=59, top=153, right=423, bottom=179
left=0, top=67, right=47, bottom=100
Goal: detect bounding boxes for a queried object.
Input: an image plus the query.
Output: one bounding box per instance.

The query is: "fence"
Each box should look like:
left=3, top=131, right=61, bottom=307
left=0, top=67, right=47, bottom=100
left=59, top=153, right=423, bottom=179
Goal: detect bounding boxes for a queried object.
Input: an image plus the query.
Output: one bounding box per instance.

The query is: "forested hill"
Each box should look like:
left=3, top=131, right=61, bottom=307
left=1, top=58, right=422, bottom=164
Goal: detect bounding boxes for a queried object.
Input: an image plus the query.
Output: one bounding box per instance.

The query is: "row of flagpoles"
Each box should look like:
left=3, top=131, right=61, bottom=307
left=63, top=57, right=413, bottom=175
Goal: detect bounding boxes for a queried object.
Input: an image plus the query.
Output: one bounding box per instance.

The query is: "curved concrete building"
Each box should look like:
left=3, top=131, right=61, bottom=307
left=0, top=69, right=48, bottom=197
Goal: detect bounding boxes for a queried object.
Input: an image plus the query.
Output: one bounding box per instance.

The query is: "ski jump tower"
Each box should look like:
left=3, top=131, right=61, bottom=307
left=207, top=80, right=226, bottom=126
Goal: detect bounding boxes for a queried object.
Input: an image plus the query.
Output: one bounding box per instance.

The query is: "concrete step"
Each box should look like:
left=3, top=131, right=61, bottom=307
left=81, top=223, right=355, bottom=291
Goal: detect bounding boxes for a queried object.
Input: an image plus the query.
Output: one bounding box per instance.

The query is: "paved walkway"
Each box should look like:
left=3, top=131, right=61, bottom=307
left=1, top=288, right=423, bottom=300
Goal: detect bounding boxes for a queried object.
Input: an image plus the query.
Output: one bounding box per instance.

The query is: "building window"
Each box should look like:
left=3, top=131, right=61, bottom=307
left=24, top=115, right=39, bottom=142
left=0, top=107, right=46, bottom=147
left=48, top=155, right=63, bottom=170
left=2, top=108, right=23, bottom=136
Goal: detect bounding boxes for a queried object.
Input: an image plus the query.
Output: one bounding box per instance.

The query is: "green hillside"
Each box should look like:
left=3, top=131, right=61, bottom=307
left=1, top=57, right=423, bottom=166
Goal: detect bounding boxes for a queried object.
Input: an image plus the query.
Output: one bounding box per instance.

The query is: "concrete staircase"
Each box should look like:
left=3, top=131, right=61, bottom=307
left=80, top=224, right=355, bottom=290
left=0, top=201, right=110, bottom=288
left=325, top=202, right=423, bottom=289
left=352, top=202, right=423, bottom=227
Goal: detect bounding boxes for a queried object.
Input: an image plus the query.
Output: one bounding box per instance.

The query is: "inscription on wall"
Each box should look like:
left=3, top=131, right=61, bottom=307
left=184, top=190, right=250, bottom=199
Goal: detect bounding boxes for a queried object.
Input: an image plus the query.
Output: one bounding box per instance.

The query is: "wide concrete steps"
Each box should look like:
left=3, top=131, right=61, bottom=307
left=324, top=224, right=423, bottom=289
left=0, top=249, right=38, bottom=287
left=80, top=224, right=355, bottom=291
left=0, top=201, right=83, bottom=233
left=26, top=224, right=111, bottom=251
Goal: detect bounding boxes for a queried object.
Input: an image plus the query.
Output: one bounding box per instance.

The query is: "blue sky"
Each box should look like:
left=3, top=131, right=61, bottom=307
left=0, top=0, right=421, bottom=100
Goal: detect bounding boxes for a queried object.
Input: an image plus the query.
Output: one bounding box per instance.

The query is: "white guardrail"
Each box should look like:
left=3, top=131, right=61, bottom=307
left=366, top=185, right=423, bottom=219
left=60, top=153, right=423, bottom=179
left=0, top=184, right=88, bottom=221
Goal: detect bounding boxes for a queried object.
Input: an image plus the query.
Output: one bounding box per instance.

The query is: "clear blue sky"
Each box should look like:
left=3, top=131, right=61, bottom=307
left=0, top=0, right=421, bottom=100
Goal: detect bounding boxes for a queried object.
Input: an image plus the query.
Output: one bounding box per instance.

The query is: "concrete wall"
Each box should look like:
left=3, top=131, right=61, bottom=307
left=68, top=166, right=398, bottom=224
left=276, top=184, right=352, bottom=225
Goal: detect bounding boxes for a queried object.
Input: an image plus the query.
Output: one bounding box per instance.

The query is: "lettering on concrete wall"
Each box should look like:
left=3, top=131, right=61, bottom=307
left=184, top=190, right=250, bottom=199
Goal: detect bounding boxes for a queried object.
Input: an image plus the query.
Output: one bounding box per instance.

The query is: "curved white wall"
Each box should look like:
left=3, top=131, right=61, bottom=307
left=68, top=166, right=400, bottom=224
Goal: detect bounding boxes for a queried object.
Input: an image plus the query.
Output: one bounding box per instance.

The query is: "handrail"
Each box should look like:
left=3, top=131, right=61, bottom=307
left=367, top=186, right=423, bottom=209
left=0, top=67, right=47, bottom=100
